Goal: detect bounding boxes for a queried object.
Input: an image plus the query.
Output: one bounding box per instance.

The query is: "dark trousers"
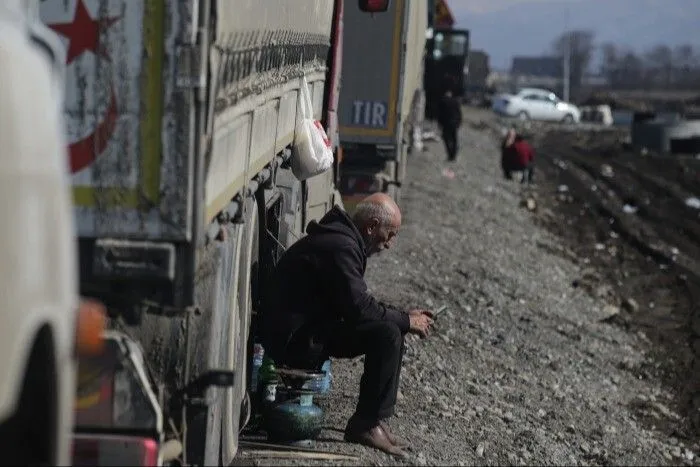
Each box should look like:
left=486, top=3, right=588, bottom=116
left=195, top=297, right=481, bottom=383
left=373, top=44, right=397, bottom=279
left=282, top=320, right=405, bottom=422
left=503, top=161, right=534, bottom=183
left=326, top=321, right=405, bottom=422
left=441, top=125, right=458, bottom=161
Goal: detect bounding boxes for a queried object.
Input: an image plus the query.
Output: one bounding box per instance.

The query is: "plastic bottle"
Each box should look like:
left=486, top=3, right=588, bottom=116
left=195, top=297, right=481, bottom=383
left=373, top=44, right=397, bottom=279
left=320, top=359, right=332, bottom=394
left=258, top=355, right=278, bottom=403
left=250, top=343, right=264, bottom=393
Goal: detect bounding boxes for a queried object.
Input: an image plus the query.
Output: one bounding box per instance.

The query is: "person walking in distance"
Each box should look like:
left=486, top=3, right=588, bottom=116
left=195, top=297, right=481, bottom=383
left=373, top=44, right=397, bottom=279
left=437, top=89, right=462, bottom=161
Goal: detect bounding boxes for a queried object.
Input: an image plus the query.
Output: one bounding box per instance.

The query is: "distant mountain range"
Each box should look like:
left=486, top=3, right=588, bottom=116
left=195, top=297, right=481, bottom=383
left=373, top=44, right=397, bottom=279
left=451, top=0, right=700, bottom=70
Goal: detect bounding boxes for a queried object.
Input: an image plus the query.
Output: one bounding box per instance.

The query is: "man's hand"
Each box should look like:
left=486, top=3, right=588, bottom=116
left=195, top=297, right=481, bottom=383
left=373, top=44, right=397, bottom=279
left=407, top=309, right=434, bottom=338
left=408, top=308, right=434, bottom=318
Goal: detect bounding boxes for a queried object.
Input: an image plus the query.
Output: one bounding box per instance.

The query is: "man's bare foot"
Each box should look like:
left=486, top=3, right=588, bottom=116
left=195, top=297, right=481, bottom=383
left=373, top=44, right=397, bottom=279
left=344, top=418, right=407, bottom=457
left=380, top=420, right=408, bottom=448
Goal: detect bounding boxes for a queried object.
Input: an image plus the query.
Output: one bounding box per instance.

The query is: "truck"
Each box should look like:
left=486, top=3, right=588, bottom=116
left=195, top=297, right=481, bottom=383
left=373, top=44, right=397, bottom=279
left=337, top=0, right=428, bottom=209
left=0, top=1, right=104, bottom=465
left=422, top=0, right=469, bottom=119
left=38, top=0, right=387, bottom=465
left=424, top=26, right=470, bottom=120
left=464, top=50, right=493, bottom=108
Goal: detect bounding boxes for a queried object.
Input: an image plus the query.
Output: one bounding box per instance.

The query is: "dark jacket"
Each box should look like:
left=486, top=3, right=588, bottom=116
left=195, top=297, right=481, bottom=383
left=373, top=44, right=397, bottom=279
left=260, top=206, right=410, bottom=367
left=437, top=94, right=462, bottom=129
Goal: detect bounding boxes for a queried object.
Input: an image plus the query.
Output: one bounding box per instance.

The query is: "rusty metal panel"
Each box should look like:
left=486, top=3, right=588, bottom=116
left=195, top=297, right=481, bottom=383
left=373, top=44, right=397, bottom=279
left=39, top=0, right=192, bottom=241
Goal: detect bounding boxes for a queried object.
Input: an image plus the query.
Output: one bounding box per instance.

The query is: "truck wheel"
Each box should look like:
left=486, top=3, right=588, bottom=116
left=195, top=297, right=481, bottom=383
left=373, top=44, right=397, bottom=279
left=517, top=111, right=530, bottom=121
left=562, top=114, right=575, bottom=124
left=0, top=327, right=58, bottom=466
left=186, top=217, right=244, bottom=466
left=221, top=196, right=259, bottom=465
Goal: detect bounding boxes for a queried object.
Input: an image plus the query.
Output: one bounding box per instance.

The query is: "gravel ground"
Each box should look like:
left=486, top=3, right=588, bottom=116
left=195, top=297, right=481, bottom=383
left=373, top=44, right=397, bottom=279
left=236, top=109, right=699, bottom=466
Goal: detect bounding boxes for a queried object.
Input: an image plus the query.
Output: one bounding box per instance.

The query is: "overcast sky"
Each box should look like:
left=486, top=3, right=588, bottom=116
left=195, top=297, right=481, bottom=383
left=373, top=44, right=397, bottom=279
left=448, top=0, right=700, bottom=70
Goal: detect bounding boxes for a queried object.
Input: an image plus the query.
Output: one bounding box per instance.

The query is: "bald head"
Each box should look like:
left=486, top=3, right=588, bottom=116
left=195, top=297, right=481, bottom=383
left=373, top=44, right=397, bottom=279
left=352, top=193, right=401, bottom=256
left=353, top=193, right=401, bottom=227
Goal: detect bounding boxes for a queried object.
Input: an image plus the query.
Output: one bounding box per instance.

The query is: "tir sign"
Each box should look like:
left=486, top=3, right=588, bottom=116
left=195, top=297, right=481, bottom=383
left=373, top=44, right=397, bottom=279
left=359, top=0, right=390, bottom=13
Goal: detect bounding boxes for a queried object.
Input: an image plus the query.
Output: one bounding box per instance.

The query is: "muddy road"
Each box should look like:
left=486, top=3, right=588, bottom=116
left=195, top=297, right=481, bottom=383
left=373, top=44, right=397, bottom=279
left=236, top=108, right=700, bottom=466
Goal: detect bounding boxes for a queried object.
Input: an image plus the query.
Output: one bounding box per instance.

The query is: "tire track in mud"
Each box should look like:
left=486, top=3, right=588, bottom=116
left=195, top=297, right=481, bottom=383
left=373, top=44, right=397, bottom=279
left=539, top=151, right=687, bottom=272
left=535, top=132, right=700, bottom=436
left=561, top=154, right=700, bottom=269
left=544, top=136, right=700, bottom=256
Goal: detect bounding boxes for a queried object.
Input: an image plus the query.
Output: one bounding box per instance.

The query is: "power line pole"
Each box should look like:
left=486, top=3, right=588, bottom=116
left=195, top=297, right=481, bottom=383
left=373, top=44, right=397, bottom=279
left=562, top=6, right=571, bottom=101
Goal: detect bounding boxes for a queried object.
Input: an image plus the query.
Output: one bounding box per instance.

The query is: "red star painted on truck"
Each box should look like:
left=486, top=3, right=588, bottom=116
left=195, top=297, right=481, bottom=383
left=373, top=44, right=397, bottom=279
left=47, top=0, right=121, bottom=64
left=46, top=0, right=122, bottom=173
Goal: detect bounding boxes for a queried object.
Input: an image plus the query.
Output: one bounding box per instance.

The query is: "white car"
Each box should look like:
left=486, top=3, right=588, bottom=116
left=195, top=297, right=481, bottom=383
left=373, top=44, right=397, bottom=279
left=492, top=87, right=581, bottom=123
left=0, top=2, right=105, bottom=465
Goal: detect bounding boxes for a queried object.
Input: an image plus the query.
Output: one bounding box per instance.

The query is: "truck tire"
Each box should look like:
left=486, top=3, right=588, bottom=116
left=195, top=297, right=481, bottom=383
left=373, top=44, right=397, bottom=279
left=221, top=196, right=259, bottom=465
left=187, top=213, right=248, bottom=466
left=0, top=327, right=58, bottom=466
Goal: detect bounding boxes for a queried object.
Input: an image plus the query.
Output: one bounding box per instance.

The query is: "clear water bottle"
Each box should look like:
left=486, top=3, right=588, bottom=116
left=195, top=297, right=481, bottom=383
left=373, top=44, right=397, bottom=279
left=320, top=359, right=332, bottom=394
left=250, top=343, right=264, bottom=393
left=302, top=359, right=332, bottom=394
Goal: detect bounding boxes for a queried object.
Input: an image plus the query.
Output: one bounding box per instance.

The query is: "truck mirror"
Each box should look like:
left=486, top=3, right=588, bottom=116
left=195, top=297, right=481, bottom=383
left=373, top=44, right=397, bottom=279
left=358, top=0, right=390, bottom=13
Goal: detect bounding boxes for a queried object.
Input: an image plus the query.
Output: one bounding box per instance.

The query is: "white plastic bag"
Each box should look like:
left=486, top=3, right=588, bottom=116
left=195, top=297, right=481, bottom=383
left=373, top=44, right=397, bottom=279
left=290, top=76, right=334, bottom=181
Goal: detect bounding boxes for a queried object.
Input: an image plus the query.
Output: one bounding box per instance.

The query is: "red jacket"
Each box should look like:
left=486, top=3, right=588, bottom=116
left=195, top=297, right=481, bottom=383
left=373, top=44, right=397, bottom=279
left=504, top=139, right=534, bottom=167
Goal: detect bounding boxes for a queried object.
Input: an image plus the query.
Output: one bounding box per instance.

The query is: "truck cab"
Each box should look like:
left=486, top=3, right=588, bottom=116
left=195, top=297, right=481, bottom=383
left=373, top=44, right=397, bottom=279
left=424, top=27, right=470, bottom=120
left=338, top=0, right=428, bottom=209
left=0, top=1, right=86, bottom=464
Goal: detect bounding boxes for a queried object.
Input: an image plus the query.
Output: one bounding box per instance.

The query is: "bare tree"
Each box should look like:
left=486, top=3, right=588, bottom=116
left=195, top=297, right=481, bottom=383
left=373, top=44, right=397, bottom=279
left=546, top=34, right=698, bottom=91
left=645, top=44, right=674, bottom=87
left=600, top=42, right=619, bottom=86
left=618, top=51, right=644, bottom=89
left=673, top=44, right=696, bottom=67
left=551, top=30, right=595, bottom=94
left=673, top=44, right=697, bottom=87
left=601, top=43, right=618, bottom=69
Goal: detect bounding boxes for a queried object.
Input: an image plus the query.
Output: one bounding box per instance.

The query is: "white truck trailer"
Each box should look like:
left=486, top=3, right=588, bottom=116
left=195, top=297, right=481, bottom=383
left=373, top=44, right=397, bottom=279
left=38, top=0, right=389, bottom=465
left=337, top=0, right=428, bottom=210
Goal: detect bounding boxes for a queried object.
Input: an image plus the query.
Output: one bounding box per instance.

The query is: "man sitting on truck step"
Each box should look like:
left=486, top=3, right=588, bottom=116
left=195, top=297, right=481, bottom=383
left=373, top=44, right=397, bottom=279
left=260, top=193, right=434, bottom=457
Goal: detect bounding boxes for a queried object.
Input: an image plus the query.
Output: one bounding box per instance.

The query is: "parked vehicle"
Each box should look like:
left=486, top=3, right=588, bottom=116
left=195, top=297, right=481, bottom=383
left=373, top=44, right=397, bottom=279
left=424, top=26, right=470, bottom=120
left=492, top=87, right=581, bottom=123
left=338, top=0, right=428, bottom=209
left=39, top=0, right=386, bottom=465
left=0, top=1, right=99, bottom=465
left=464, top=84, right=494, bottom=108
left=580, top=105, right=614, bottom=126
left=463, top=50, right=493, bottom=108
